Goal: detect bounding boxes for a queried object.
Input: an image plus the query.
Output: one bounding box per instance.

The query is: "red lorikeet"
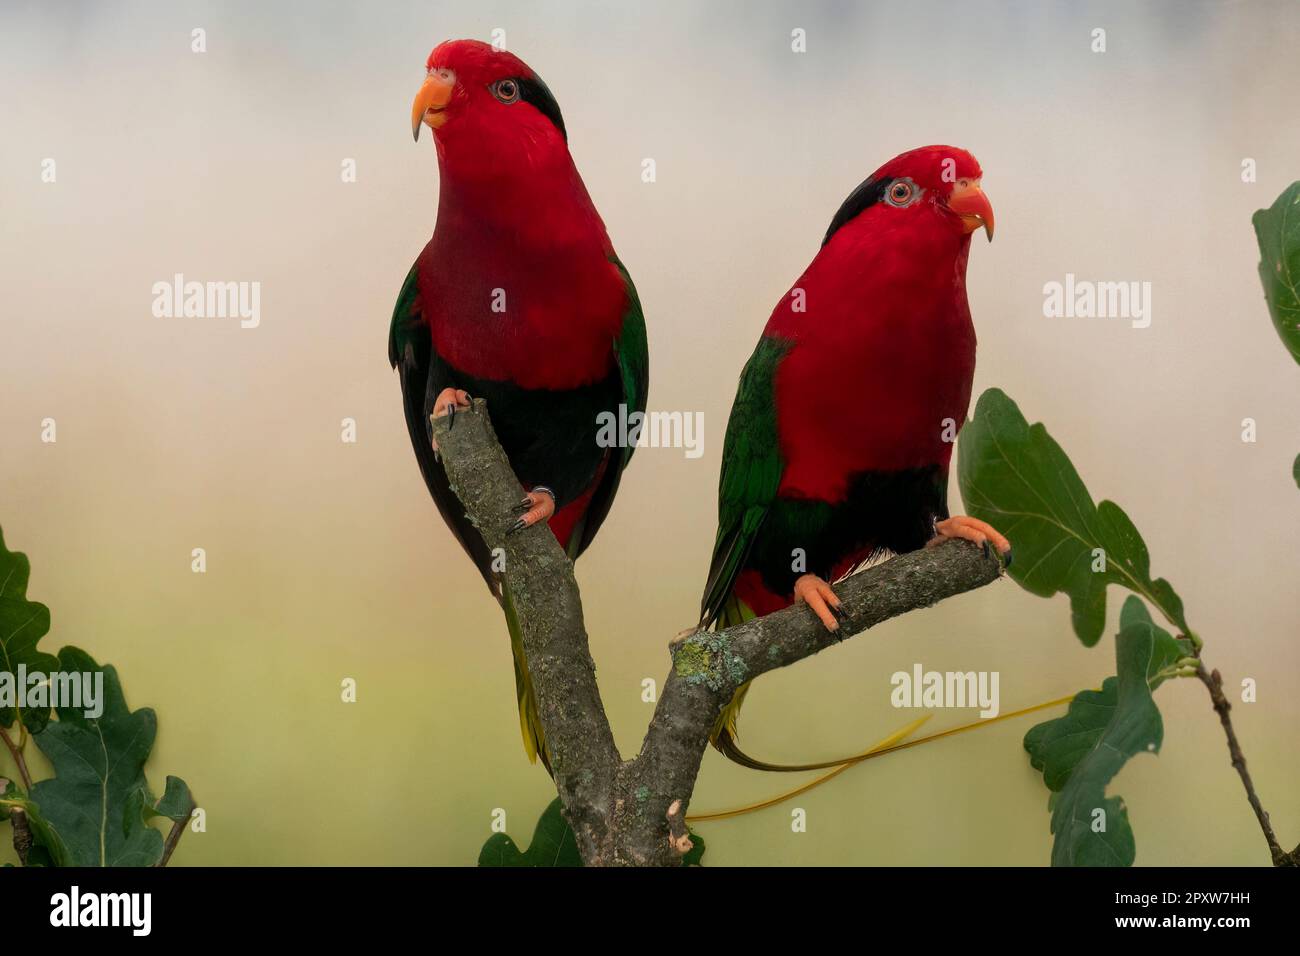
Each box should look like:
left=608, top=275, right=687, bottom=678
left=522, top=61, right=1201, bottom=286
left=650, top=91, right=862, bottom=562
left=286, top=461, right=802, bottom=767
left=699, top=145, right=1008, bottom=769
left=390, top=40, right=648, bottom=771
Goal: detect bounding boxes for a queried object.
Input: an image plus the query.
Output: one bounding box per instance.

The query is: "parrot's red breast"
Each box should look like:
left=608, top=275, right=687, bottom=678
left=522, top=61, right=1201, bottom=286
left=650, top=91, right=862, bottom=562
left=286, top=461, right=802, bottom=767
left=417, top=40, right=627, bottom=392
left=768, top=147, right=984, bottom=502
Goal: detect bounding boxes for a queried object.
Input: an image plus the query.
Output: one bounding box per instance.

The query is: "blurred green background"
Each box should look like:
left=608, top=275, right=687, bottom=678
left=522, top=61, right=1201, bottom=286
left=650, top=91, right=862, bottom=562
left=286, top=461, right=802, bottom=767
left=1, top=0, right=1297, bottom=865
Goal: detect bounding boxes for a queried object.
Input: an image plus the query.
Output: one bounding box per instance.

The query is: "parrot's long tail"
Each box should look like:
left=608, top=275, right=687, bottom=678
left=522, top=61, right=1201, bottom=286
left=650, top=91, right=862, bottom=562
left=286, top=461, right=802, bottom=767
left=707, top=595, right=1074, bottom=774
left=692, top=694, right=1077, bottom=822
left=716, top=687, right=1076, bottom=773
left=503, top=581, right=552, bottom=774
left=695, top=716, right=931, bottom=821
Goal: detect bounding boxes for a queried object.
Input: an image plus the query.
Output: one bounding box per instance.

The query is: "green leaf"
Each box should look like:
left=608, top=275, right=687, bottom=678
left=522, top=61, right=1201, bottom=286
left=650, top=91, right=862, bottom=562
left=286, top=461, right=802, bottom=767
left=0, top=528, right=60, bottom=731
left=0, top=775, right=14, bottom=818
left=478, top=799, right=582, bottom=867
left=28, top=647, right=168, bottom=866
left=147, top=775, right=195, bottom=823
left=958, top=389, right=1191, bottom=646
left=476, top=798, right=709, bottom=867
left=1024, top=597, right=1194, bottom=866
left=1252, top=181, right=1300, bottom=365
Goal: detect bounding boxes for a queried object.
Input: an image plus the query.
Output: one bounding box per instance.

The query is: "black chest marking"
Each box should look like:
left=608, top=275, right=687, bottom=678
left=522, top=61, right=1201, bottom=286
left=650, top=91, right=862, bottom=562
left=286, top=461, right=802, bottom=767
left=425, top=354, right=621, bottom=507
left=747, top=465, right=949, bottom=596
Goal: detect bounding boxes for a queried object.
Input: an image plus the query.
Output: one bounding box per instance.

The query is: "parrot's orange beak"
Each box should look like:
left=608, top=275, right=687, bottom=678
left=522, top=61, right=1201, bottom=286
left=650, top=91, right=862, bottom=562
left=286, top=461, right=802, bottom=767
left=948, top=180, right=995, bottom=241
left=412, top=70, right=455, bottom=141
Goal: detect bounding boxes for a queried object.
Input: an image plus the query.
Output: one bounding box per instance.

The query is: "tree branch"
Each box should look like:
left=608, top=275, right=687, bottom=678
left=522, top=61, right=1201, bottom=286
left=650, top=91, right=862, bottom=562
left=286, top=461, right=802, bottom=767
left=434, top=402, right=621, bottom=861
left=621, top=536, right=1001, bottom=863
left=433, top=400, right=1004, bottom=865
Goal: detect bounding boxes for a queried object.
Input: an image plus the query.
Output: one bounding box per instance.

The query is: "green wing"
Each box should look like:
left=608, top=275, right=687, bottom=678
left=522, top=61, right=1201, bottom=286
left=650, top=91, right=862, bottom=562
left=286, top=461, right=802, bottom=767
left=611, top=255, right=649, bottom=465
left=699, top=335, right=791, bottom=627
left=565, top=256, right=650, bottom=558
left=389, top=260, right=499, bottom=594
left=387, top=262, right=421, bottom=369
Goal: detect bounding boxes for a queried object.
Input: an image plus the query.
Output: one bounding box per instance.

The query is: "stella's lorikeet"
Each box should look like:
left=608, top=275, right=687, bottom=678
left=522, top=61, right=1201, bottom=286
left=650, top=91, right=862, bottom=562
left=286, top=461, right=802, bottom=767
left=390, top=40, right=648, bottom=771
left=698, top=145, right=1009, bottom=770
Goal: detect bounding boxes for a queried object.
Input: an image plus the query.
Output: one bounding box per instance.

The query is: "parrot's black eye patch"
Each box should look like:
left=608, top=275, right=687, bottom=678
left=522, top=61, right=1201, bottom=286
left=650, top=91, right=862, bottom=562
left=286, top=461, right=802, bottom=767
left=518, top=75, right=567, bottom=141
left=822, top=176, right=890, bottom=246
left=492, top=74, right=568, bottom=142
left=822, top=175, right=924, bottom=244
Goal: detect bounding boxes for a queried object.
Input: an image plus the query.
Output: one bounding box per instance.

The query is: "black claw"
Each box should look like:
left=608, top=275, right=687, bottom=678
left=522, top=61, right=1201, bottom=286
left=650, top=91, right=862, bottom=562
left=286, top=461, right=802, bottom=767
left=831, top=602, right=849, bottom=621
left=432, top=448, right=440, bottom=464
left=514, top=496, right=533, bottom=513
left=507, top=517, right=527, bottom=536
left=982, top=539, right=992, bottom=560
left=446, top=403, right=456, bottom=430
left=1003, top=547, right=1014, bottom=569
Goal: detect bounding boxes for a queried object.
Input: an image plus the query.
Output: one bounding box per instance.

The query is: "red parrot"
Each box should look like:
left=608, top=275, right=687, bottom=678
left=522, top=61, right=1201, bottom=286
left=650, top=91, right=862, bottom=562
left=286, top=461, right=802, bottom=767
left=699, top=145, right=1009, bottom=769
left=390, top=40, right=648, bottom=771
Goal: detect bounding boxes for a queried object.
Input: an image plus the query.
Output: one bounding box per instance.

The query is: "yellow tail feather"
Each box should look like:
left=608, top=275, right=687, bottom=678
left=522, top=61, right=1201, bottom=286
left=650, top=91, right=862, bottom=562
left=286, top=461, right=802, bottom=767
left=503, top=582, right=551, bottom=773
left=688, top=694, right=1074, bottom=823
left=708, top=595, right=756, bottom=750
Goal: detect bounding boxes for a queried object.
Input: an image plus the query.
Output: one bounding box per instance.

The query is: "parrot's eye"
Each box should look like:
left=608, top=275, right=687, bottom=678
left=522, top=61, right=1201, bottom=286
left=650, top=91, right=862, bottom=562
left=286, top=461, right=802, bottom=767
left=491, top=79, right=520, bottom=104
left=885, top=179, right=918, bottom=207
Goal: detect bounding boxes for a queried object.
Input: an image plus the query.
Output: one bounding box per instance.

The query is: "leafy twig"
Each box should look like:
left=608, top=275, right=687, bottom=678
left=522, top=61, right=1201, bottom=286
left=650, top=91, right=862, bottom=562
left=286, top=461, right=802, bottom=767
left=156, top=816, right=189, bottom=868
left=1194, top=661, right=1294, bottom=866
left=0, top=724, right=32, bottom=792
left=155, top=796, right=197, bottom=868
left=9, top=806, right=32, bottom=865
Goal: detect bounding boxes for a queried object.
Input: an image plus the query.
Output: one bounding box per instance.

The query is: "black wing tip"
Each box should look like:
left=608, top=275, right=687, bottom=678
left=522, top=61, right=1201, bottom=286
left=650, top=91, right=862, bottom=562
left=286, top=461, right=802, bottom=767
left=698, top=526, right=745, bottom=629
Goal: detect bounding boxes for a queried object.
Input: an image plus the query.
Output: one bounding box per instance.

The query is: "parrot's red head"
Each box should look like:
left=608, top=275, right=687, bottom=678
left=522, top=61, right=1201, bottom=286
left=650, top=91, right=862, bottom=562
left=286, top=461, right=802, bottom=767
left=410, top=39, right=567, bottom=149
left=823, top=145, right=994, bottom=246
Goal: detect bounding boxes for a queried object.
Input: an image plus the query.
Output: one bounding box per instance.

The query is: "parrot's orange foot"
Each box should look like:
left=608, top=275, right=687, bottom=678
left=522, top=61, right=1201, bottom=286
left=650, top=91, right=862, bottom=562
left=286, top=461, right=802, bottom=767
left=507, top=487, right=556, bottom=536
left=793, top=574, right=847, bottom=632
left=429, top=388, right=472, bottom=452
left=928, top=515, right=1012, bottom=564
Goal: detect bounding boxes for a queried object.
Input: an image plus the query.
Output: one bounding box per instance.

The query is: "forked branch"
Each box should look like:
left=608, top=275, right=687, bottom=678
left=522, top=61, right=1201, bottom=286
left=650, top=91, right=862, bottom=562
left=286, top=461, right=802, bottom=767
left=433, top=400, right=1004, bottom=865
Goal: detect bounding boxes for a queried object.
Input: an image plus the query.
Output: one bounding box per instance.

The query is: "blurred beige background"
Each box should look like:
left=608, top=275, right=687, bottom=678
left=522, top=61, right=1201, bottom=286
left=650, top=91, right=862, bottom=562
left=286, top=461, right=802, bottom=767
left=1, top=0, right=1297, bottom=865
